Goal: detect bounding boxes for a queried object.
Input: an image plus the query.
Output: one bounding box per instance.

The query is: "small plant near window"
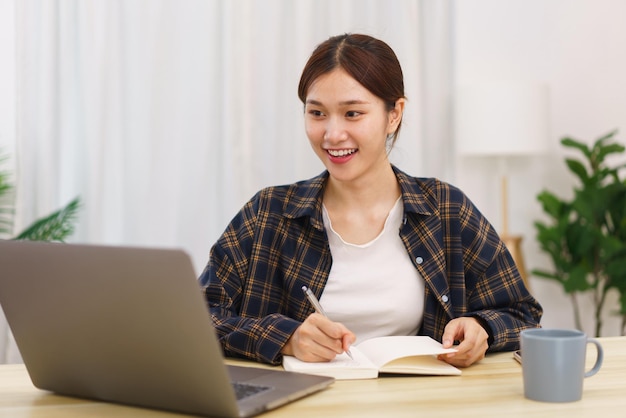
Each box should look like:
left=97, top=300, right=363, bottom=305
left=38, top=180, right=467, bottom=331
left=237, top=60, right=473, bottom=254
left=0, top=151, right=80, bottom=242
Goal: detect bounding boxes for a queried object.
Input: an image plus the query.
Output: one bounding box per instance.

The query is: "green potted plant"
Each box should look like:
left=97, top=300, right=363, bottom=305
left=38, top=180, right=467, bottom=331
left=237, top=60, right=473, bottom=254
left=0, top=151, right=81, bottom=241
left=532, top=130, right=626, bottom=337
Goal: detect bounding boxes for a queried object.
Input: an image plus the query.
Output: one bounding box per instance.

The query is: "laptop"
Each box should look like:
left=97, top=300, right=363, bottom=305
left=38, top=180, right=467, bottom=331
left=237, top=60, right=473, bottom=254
left=0, top=240, right=334, bottom=417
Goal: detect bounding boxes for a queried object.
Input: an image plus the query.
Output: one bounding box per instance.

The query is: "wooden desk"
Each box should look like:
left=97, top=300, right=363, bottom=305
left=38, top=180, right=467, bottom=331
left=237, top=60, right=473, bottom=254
left=1, top=337, right=625, bottom=417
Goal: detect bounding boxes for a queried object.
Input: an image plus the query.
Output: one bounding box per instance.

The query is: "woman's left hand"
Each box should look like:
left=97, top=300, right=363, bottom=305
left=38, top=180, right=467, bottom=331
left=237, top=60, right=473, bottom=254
left=437, top=317, right=489, bottom=367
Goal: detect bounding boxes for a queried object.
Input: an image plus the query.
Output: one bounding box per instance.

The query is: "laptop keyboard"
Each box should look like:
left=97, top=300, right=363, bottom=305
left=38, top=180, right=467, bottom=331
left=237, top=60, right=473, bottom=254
left=232, top=382, right=273, bottom=400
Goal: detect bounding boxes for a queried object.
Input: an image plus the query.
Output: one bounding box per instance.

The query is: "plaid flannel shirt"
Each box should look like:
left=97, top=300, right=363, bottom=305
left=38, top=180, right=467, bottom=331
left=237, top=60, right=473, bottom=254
left=200, top=166, right=543, bottom=365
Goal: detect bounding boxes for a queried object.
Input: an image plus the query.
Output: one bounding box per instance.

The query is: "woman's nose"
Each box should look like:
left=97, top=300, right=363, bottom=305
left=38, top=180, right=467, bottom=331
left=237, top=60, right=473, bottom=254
left=323, top=118, right=348, bottom=142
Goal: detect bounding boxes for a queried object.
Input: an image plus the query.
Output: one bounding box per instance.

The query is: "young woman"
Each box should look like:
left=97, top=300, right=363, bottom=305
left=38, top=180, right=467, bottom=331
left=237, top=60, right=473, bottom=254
left=200, top=33, right=542, bottom=368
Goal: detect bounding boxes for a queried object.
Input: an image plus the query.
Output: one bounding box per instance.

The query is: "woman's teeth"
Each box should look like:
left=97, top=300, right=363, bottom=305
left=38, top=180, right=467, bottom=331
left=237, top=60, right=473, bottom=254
left=328, top=149, right=356, bottom=157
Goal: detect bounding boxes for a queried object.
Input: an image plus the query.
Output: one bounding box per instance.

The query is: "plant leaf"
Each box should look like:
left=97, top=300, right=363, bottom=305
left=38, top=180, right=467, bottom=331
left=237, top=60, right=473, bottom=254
left=561, top=137, right=591, bottom=158
left=14, top=197, right=81, bottom=242
left=563, top=265, right=591, bottom=293
left=565, top=158, right=590, bottom=185
left=597, top=143, right=626, bottom=163
left=536, top=190, right=565, bottom=219
left=594, top=129, right=619, bottom=144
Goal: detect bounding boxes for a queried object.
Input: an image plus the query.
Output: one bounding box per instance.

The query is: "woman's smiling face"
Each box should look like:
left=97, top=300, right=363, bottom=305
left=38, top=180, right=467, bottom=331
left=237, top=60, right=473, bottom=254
left=304, top=68, right=403, bottom=184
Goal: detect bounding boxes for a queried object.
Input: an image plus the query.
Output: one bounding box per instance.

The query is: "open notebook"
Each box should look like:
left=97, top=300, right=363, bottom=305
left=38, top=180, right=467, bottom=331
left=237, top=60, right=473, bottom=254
left=0, top=240, right=334, bottom=417
left=283, top=335, right=461, bottom=380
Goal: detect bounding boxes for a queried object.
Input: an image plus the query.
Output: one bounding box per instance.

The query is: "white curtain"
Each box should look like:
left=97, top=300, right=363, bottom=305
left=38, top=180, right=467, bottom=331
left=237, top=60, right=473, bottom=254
left=1, top=0, right=454, bottom=363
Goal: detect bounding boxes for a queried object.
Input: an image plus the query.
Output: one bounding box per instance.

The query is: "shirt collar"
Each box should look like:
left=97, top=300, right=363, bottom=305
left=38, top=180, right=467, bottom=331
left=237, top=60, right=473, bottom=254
left=283, top=171, right=328, bottom=231
left=392, top=166, right=435, bottom=217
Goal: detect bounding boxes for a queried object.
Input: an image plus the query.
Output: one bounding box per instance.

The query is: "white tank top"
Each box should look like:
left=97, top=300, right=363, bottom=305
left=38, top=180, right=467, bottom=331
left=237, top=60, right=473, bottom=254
left=320, top=197, right=425, bottom=344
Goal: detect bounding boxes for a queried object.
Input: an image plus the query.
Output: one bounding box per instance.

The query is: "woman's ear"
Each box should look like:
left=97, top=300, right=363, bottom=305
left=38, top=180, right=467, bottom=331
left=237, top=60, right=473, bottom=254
left=387, top=98, right=405, bottom=133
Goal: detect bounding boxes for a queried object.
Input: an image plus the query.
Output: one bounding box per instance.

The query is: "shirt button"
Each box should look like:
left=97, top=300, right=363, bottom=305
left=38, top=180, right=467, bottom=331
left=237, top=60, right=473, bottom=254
left=442, top=295, right=449, bottom=303
left=415, top=257, right=423, bottom=264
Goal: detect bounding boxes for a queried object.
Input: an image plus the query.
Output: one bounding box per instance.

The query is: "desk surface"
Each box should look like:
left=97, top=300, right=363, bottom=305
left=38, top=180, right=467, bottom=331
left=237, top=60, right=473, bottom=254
left=1, top=336, right=625, bottom=418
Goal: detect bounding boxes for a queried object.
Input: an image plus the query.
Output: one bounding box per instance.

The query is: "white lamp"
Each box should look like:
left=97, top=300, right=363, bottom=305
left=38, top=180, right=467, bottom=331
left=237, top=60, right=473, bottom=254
left=454, top=82, right=549, bottom=288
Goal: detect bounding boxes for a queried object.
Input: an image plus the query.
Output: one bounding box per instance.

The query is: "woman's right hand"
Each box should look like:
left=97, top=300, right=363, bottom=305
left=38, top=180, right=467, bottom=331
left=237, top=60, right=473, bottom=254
left=281, top=313, right=355, bottom=362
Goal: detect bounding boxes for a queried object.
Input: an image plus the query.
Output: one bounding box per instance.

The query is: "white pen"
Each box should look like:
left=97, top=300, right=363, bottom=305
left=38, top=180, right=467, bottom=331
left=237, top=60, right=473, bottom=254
left=301, top=285, right=354, bottom=360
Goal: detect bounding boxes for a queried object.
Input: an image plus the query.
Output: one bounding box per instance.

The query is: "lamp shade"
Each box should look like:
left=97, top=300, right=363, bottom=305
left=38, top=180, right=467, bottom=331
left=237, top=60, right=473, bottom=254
left=455, top=82, right=549, bottom=156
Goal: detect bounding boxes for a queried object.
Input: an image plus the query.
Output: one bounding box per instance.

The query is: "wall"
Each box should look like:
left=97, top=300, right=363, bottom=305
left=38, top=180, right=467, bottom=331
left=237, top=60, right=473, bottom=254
left=452, top=0, right=626, bottom=336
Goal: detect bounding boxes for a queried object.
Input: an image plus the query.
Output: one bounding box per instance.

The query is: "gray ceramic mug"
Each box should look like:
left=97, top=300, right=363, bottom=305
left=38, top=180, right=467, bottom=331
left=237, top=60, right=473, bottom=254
left=520, top=328, right=603, bottom=402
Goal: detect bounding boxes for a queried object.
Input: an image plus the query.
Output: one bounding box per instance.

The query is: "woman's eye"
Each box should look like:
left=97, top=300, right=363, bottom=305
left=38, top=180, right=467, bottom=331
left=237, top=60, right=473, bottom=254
left=346, top=111, right=362, bottom=118
left=308, top=109, right=324, bottom=117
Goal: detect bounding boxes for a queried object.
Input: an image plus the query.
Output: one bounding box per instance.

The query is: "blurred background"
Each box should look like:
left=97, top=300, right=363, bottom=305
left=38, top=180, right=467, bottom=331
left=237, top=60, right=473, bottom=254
left=1, top=0, right=625, bottom=362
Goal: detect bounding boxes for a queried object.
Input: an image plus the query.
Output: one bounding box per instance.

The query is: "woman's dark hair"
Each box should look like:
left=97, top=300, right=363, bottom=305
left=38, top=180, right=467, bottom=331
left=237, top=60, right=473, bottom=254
left=298, top=33, right=406, bottom=146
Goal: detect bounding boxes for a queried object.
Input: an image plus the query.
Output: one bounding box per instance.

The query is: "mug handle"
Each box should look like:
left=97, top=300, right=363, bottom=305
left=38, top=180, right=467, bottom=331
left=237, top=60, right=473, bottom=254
left=584, top=338, right=604, bottom=378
